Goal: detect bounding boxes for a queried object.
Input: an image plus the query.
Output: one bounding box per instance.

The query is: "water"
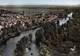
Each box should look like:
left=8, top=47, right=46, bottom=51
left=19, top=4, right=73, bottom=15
left=24, top=28, right=40, bottom=56
left=1, top=28, right=41, bottom=56
left=0, top=12, right=73, bottom=56
left=23, top=12, right=73, bottom=56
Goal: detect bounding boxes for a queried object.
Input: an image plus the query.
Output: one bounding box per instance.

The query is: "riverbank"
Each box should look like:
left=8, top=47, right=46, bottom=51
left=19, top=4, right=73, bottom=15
left=0, top=8, right=80, bottom=56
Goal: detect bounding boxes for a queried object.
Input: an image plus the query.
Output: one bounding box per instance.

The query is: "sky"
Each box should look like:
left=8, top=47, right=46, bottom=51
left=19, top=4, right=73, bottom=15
left=0, top=0, right=80, bottom=5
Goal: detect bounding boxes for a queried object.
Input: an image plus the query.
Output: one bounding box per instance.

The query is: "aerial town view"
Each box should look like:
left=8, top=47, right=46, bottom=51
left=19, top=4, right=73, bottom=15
left=0, top=0, right=80, bottom=56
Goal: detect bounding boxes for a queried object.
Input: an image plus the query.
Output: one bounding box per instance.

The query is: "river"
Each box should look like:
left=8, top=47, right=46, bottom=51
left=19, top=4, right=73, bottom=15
left=1, top=28, right=41, bottom=56
left=0, top=12, right=73, bottom=56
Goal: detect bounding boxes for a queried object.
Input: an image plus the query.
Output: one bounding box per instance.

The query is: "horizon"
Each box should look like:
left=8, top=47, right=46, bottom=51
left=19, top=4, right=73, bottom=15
left=0, top=0, right=80, bottom=6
